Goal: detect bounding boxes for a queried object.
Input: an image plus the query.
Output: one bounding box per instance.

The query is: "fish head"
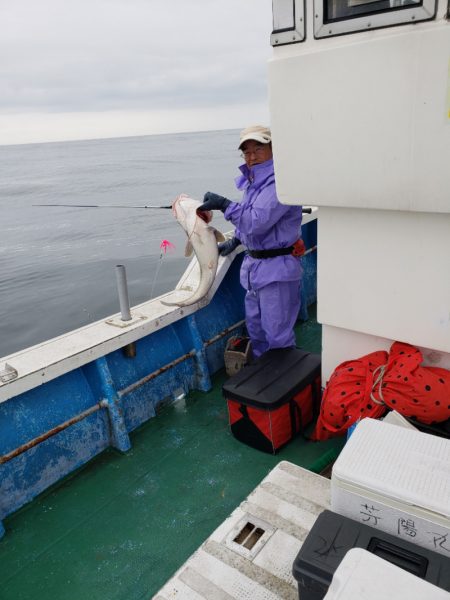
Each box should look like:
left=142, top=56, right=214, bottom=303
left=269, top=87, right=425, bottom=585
left=171, top=194, right=212, bottom=227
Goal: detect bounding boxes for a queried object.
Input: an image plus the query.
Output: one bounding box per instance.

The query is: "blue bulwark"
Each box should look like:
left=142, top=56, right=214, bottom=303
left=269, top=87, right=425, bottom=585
left=0, top=217, right=317, bottom=535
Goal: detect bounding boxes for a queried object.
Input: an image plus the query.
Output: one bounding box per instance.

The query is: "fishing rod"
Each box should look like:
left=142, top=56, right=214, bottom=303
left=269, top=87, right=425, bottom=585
left=33, top=203, right=313, bottom=213
left=32, top=203, right=172, bottom=209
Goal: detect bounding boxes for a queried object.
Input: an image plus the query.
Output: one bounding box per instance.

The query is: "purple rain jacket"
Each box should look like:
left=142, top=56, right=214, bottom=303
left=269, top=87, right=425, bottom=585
left=223, top=158, right=303, bottom=291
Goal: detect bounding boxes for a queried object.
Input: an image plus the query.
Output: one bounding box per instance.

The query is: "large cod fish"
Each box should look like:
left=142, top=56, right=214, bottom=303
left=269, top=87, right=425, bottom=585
left=161, top=194, right=226, bottom=307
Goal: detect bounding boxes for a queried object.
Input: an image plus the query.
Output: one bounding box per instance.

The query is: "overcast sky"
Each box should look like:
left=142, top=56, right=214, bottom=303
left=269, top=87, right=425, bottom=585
left=0, top=0, right=274, bottom=145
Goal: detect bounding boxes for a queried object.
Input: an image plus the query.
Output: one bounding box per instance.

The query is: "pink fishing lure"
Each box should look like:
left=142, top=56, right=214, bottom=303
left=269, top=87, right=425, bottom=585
left=159, top=239, right=175, bottom=254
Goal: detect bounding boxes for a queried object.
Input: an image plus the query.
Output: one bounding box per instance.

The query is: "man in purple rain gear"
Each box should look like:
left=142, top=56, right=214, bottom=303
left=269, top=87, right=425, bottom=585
left=197, top=125, right=303, bottom=358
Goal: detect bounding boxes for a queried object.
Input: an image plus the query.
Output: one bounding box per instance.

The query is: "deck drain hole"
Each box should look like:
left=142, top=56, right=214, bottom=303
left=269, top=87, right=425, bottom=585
left=233, top=522, right=265, bottom=550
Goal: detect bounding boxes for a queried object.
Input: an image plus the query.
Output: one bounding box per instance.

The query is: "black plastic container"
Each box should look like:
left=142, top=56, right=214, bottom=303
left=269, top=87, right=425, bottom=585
left=292, top=510, right=450, bottom=600
left=222, top=347, right=321, bottom=453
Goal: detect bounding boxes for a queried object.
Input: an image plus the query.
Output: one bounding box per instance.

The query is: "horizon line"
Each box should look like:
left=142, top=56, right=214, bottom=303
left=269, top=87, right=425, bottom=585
left=0, top=126, right=244, bottom=149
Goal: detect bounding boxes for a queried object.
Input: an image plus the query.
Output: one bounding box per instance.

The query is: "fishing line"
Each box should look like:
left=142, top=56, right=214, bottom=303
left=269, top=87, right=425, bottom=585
left=82, top=307, right=95, bottom=323
left=150, top=255, right=164, bottom=300
left=150, top=240, right=175, bottom=299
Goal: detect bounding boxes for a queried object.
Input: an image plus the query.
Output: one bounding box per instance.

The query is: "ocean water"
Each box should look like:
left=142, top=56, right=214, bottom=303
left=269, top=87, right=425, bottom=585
left=0, top=129, right=241, bottom=358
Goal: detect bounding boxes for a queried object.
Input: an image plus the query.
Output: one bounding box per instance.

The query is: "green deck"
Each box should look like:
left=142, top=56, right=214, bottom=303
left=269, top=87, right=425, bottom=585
left=0, top=307, right=345, bottom=600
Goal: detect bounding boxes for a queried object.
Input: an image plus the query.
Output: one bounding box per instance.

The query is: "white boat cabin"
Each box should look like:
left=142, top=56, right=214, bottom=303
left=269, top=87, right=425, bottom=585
left=269, top=0, right=450, bottom=382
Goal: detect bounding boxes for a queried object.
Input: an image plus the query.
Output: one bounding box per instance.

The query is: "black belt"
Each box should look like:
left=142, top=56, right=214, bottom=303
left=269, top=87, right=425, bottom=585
left=247, top=246, right=293, bottom=259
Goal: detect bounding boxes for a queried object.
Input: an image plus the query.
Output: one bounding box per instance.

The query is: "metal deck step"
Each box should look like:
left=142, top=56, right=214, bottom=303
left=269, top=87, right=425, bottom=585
left=154, top=461, right=330, bottom=599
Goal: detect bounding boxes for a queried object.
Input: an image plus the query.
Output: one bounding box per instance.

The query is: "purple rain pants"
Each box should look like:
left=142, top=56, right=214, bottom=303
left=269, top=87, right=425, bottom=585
left=244, top=279, right=301, bottom=358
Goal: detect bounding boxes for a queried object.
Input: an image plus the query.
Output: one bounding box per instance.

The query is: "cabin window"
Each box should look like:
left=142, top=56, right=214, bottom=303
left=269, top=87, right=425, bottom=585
left=326, top=0, right=420, bottom=20
left=314, top=0, right=436, bottom=37
left=271, top=0, right=306, bottom=45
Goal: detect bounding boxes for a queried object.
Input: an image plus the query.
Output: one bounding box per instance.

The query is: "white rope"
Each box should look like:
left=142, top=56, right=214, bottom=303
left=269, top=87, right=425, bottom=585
left=370, top=364, right=387, bottom=405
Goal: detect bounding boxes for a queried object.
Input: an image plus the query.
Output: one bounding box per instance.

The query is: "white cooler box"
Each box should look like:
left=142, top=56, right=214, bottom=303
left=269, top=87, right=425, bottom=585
left=324, top=548, right=450, bottom=600
left=331, top=418, right=450, bottom=556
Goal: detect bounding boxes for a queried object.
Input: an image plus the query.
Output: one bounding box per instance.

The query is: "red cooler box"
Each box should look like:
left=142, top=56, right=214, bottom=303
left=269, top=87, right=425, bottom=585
left=222, top=347, right=321, bottom=453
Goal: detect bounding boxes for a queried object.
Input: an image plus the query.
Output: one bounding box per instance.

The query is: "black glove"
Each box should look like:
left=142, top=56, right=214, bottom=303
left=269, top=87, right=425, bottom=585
left=218, top=237, right=241, bottom=257
left=197, top=191, right=231, bottom=213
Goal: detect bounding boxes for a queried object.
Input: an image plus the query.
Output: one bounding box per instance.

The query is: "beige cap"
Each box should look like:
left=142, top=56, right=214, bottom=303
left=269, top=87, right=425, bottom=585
left=238, top=125, right=271, bottom=149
